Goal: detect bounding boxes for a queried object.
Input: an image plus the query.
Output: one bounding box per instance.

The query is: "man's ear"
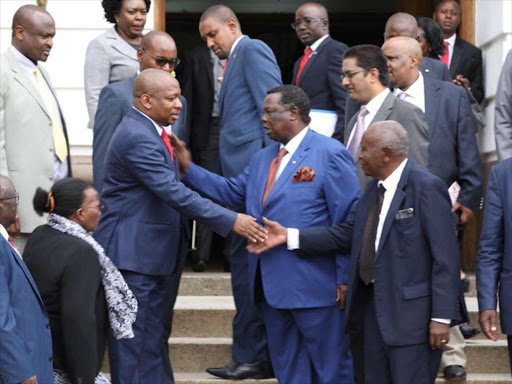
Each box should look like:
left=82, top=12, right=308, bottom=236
left=289, top=106, right=299, bottom=121
left=140, top=93, right=152, bottom=110
left=13, top=25, right=25, bottom=41
left=137, top=48, right=144, bottom=64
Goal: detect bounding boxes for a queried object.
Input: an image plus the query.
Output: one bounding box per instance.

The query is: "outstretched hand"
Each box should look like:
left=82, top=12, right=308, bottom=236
left=169, top=134, right=192, bottom=174
left=233, top=213, right=268, bottom=243
left=246, top=217, right=287, bottom=254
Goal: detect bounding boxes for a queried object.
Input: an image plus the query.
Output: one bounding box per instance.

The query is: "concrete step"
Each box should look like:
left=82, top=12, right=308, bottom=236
left=179, top=272, right=232, bottom=296
left=171, top=372, right=512, bottom=383
left=167, top=337, right=510, bottom=374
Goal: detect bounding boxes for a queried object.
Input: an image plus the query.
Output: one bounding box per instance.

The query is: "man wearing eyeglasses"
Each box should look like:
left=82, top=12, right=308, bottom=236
left=0, top=175, right=53, bottom=384
left=291, top=2, right=348, bottom=143
left=93, top=30, right=187, bottom=192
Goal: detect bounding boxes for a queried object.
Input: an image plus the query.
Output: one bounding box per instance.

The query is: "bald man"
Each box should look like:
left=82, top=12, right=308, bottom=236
left=292, top=2, right=348, bottom=142
left=198, top=5, right=281, bottom=379
left=93, top=69, right=267, bottom=383
left=382, top=36, right=483, bottom=382
left=0, top=5, right=71, bottom=249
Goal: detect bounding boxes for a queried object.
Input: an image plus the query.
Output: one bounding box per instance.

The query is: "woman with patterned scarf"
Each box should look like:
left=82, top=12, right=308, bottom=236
left=23, top=178, right=137, bottom=384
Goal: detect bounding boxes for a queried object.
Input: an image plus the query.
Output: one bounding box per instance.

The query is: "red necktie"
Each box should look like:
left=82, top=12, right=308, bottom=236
left=8, top=235, right=17, bottom=250
left=161, top=129, right=174, bottom=161
left=294, top=47, right=313, bottom=85
left=262, top=147, right=288, bottom=206
left=440, top=41, right=449, bottom=67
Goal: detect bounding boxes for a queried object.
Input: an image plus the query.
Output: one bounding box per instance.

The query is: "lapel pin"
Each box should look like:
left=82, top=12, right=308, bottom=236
left=425, top=69, right=430, bottom=72
left=292, top=160, right=297, bottom=164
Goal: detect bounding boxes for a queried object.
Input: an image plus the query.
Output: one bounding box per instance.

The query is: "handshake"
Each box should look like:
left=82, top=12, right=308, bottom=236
left=169, top=134, right=286, bottom=246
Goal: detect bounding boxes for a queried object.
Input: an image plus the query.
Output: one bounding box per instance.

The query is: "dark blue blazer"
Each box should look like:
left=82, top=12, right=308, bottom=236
left=292, top=36, right=348, bottom=142
left=93, top=75, right=188, bottom=191
left=93, top=109, right=236, bottom=276
left=423, top=76, right=483, bottom=211
left=450, top=37, right=484, bottom=103
left=299, top=161, right=461, bottom=346
left=218, top=36, right=282, bottom=178
left=477, top=158, right=512, bottom=334
left=0, top=237, right=53, bottom=384
left=184, top=129, right=359, bottom=308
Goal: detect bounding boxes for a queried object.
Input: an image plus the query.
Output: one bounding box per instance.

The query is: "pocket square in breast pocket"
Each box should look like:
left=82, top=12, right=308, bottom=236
left=293, top=166, right=315, bottom=183
left=395, top=208, right=414, bottom=220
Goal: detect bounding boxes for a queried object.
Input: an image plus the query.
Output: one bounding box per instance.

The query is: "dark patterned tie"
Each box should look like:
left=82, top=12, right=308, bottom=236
left=359, top=184, right=386, bottom=285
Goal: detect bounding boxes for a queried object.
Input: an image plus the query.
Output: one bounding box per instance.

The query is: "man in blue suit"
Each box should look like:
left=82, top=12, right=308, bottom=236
left=382, top=36, right=483, bottom=381
left=93, top=31, right=187, bottom=192
left=477, top=157, right=512, bottom=374
left=0, top=175, right=53, bottom=384
left=173, top=85, right=359, bottom=383
left=249, top=121, right=461, bottom=384
left=93, top=69, right=266, bottom=384
left=198, top=5, right=282, bottom=379
left=291, top=2, right=348, bottom=142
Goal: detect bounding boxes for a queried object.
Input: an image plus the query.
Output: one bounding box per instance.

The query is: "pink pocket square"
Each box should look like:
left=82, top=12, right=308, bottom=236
left=292, top=166, right=315, bottom=183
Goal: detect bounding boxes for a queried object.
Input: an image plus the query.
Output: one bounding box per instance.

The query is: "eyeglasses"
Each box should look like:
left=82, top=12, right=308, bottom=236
left=291, top=18, right=324, bottom=30
left=141, top=48, right=180, bottom=69
left=340, top=70, right=367, bottom=81
left=81, top=204, right=104, bottom=212
left=0, top=193, right=19, bottom=205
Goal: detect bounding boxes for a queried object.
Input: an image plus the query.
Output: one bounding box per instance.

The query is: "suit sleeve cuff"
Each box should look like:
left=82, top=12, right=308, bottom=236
left=431, top=318, right=451, bottom=324
left=287, top=228, right=299, bottom=250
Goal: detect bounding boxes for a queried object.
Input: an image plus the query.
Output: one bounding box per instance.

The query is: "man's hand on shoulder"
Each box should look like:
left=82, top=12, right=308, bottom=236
left=429, top=321, right=450, bottom=350
left=246, top=217, right=287, bottom=254
left=233, top=214, right=268, bottom=243
left=169, top=134, right=191, bottom=174
left=19, top=376, right=37, bottom=384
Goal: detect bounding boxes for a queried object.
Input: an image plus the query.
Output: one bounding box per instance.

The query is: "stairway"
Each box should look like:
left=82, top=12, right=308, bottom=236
left=170, top=273, right=511, bottom=383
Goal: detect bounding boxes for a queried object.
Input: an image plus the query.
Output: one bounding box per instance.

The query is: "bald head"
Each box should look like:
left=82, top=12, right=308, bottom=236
left=141, top=31, right=175, bottom=51
left=0, top=175, right=17, bottom=229
left=382, top=36, right=422, bottom=90
left=384, top=12, right=419, bottom=41
left=133, top=68, right=182, bottom=126
left=200, top=5, right=240, bottom=29
left=138, top=31, right=178, bottom=72
left=296, top=3, right=329, bottom=19
left=11, top=4, right=55, bottom=63
left=366, top=121, right=409, bottom=158
left=294, top=2, right=329, bottom=45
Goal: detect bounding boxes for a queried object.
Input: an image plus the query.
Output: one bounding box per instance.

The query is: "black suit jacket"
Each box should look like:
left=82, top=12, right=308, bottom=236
left=179, top=44, right=214, bottom=157
left=292, top=36, right=348, bottom=142
left=23, top=225, right=108, bottom=384
left=450, top=36, right=484, bottom=103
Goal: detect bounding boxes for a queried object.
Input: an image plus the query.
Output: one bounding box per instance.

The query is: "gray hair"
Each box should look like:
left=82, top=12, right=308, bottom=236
left=368, top=120, right=409, bottom=157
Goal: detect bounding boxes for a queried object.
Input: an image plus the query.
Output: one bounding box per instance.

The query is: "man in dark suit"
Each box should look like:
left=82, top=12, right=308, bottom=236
left=249, top=121, right=461, bottom=384
left=477, top=157, right=512, bottom=373
left=179, top=43, right=227, bottom=272
left=382, top=36, right=483, bottom=381
left=93, top=69, right=267, bottom=384
left=198, top=5, right=282, bottom=379
left=93, top=31, right=187, bottom=192
left=341, top=44, right=429, bottom=192
left=345, top=12, right=451, bottom=126
left=174, top=85, right=359, bottom=383
left=433, top=0, right=484, bottom=103
left=291, top=2, right=348, bottom=142
left=0, top=175, right=53, bottom=384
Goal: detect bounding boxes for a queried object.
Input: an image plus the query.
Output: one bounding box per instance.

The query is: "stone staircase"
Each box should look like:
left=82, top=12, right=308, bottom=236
left=104, top=273, right=511, bottom=383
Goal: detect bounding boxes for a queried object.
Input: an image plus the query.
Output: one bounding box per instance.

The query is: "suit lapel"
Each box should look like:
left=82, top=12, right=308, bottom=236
left=376, top=161, right=411, bottom=256
left=297, top=36, right=330, bottom=85
left=218, top=36, right=247, bottom=113
left=6, top=50, right=51, bottom=120
left=423, top=78, right=440, bottom=137
left=108, top=27, right=137, bottom=60
left=263, top=130, right=313, bottom=207
left=370, top=92, right=394, bottom=125
left=353, top=183, right=377, bottom=260
left=10, top=243, right=46, bottom=309
left=449, top=37, right=463, bottom=78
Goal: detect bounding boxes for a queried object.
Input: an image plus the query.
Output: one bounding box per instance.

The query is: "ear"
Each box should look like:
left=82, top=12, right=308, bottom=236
left=369, top=68, right=380, bottom=83
left=13, top=25, right=25, bottom=41
left=289, top=107, right=299, bottom=121
left=137, top=48, right=144, bottom=64
left=140, top=93, right=152, bottom=110
left=227, top=19, right=237, bottom=33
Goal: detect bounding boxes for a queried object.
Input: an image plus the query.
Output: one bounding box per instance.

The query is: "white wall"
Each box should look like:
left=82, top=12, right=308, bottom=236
left=475, top=0, right=512, bottom=163
left=0, top=0, right=154, bottom=159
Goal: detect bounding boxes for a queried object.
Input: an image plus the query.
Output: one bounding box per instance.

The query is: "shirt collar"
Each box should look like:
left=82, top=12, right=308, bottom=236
left=230, top=35, right=246, bottom=56
left=445, top=33, right=456, bottom=46
left=395, top=72, right=424, bottom=98
left=133, top=107, right=172, bottom=136
left=379, top=158, right=408, bottom=191
left=365, top=88, right=390, bottom=116
left=10, top=45, right=37, bottom=72
left=309, top=34, right=329, bottom=52
left=280, top=126, right=309, bottom=156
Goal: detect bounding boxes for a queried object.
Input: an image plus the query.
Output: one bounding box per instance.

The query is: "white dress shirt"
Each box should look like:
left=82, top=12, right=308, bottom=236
left=392, top=72, right=426, bottom=113
left=346, top=88, right=390, bottom=148
left=230, top=35, right=246, bottom=56
left=309, top=34, right=330, bottom=52
left=10, top=45, right=68, bottom=181
left=0, top=223, right=22, bottom=259
left=275, top=127, right=310, bottom=180
left=444, top=33, right=457, bottom=69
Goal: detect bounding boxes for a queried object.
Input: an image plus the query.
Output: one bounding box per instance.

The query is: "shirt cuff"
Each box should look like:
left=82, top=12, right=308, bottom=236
left=287, top=228, right=299, bottom=250
left=431, top=318, right=451, bottom=324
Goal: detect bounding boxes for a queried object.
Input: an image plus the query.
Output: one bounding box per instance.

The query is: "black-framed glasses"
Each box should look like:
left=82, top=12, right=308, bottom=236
left=0, top=193, right=19, bottom=205
left=340, top=70, right=367, bottom=81
left=141, top=48, right=180, bottom=69
left=291, top=18, right=325, bottom=30
left=81, top=204, right=104, bottom=212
